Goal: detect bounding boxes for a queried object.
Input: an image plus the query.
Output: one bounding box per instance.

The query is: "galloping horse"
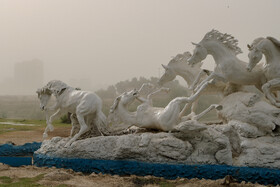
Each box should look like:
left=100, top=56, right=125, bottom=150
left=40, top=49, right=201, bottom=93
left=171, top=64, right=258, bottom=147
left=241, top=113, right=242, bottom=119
left=37, top=80, right=107, bottom=147
left=247, top=37, right=280, bottom=107
left=187, top=29, right=266, bottom=101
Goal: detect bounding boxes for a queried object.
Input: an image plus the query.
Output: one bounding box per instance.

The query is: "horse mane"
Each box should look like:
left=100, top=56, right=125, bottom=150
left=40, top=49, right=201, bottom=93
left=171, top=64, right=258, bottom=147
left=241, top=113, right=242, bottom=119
left=43, top=80, right=69, bottom=95
left=36, top=88, right=51, bottom=95
left=247, top=37, right=265, bottom=51
left=251, top=37, right=265, bottom=48
left=169, top=51, right=202, bottom=68
left=202, top=29, right=242, bottom=55
left=267, top=36, right=280, bottom=49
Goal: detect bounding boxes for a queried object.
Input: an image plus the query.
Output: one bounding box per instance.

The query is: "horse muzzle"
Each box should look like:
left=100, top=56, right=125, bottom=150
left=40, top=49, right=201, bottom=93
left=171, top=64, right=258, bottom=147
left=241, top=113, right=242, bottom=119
left=188, top=55, right=199, bottom=66
left=40, top=105, right=45, bottom=111
left=246, top=66, right=252, bottom=72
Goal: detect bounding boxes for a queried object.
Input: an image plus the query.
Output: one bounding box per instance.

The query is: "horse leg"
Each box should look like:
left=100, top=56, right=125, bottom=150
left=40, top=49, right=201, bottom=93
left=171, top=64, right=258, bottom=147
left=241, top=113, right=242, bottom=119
left=147, top=87, right=169, bottom=100
left=180, top=74, right=226, bottom=118
left=275, top=91, right=280, bottom=102
left=159, top=97, right=190, bottom=130
left=47, top=108, right=62, bottom=132
left=262, top=78, right=280, bottom=107
left=189, top=69, right=207, bottom=91
left=138, top=83, right=154, bottom=94
left=43, top=110, right=50, bottom=139
left=194, top=71, right=223, bottom=92
left=179, top=80, right=210, bottom=118
left=65, top=113, right=89, bottom=147
left=70, top=114, right=79, bottom=137
left=42, top=108, right=61, bottom=139
left=136, top=87, right=170, bottom=106
left=184, top=99, right=199, bottom=120
left=192, top=104, right=223, bottom=121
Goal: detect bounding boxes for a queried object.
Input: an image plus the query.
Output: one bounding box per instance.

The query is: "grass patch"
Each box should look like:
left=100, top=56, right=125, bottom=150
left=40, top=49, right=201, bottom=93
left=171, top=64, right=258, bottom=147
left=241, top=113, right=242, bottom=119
left=0, top=174, right=45, bottom=187
left=131, top=177, right=176, bottom=187
left=0, top=174, right=70, bottom=187
left=0, top=176, right=13, bottom=184
left=0, top=118, right=70, bottom=135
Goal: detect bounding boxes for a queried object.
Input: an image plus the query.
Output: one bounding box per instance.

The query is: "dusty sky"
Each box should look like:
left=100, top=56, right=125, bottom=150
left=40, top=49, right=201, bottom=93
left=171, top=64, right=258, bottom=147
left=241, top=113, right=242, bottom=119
left=0, top=0, right=279, bottom=92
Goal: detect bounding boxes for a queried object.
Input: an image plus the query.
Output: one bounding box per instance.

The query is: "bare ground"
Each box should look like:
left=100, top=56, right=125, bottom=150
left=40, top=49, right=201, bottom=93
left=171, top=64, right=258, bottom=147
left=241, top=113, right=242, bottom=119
left=0, top=164, right=268, bottom=187
left=0, top=127, right=71, bottom=145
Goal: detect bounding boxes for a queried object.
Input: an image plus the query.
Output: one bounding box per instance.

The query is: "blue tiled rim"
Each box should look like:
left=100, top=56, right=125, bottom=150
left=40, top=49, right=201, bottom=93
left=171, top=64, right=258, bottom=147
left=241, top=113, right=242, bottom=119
left=0, top=142, right=42, bottom=156
left=34, top=153, right=280, bottom=185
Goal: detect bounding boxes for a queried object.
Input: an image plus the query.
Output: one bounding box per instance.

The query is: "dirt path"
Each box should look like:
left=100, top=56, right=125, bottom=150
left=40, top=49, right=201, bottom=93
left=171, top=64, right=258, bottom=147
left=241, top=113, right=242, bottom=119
left=0, top=127, right=71, bottom=145
left=0, top=164, right=267, bottom=187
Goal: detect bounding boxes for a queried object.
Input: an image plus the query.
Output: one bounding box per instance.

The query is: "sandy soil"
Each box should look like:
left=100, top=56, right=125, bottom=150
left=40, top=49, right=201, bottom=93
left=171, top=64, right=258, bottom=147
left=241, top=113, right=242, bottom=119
left=0, top=164, right=268, bottom=187
left=0, top=127, right=71, bottom=145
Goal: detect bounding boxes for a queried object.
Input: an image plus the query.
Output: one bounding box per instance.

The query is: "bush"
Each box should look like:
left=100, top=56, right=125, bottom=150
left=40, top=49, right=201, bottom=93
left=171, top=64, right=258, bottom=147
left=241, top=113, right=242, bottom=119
left=60, top=113, right=71, bottom=124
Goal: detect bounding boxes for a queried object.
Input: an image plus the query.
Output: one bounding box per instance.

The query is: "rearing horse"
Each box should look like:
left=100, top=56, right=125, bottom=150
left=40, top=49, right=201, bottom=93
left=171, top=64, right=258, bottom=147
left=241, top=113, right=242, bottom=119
left=158, top=51, right=227, bottom=119
left=187, top=29, right=266, bottom=102
left=247, top=37, right=280, bottom=107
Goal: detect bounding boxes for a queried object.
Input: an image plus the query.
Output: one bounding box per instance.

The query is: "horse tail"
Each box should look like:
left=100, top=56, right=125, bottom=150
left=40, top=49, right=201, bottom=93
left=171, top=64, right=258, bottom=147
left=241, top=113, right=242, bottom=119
left=95, top=110, right=110, bottom=135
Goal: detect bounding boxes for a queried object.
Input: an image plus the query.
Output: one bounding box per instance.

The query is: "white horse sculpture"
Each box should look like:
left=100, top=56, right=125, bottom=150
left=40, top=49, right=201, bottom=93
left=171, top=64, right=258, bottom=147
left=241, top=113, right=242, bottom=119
left=187, top=29, right=267, bottom=99
left=158, top=51, right=228, bottom=118
left=108, top=83, right=222, bottom=132
left=36, top=80, right=107, bottom=147
left=247, top=37, right=280, bottom=107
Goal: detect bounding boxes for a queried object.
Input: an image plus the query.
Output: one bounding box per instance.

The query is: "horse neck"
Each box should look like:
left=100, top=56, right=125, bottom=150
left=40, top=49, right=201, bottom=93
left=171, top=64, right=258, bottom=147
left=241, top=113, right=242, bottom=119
left=260, top=40, right=280, bottom=63
left=203, top=40, right=239, bottom=64
left=170, top=62, right=201, bottom=85
left=116, top=103, right=136, bottom=125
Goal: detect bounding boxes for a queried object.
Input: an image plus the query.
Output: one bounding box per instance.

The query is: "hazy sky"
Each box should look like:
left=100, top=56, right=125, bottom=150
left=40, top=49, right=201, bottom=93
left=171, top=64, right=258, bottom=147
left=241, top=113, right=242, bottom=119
left=0, top=0, right=279, bottom=91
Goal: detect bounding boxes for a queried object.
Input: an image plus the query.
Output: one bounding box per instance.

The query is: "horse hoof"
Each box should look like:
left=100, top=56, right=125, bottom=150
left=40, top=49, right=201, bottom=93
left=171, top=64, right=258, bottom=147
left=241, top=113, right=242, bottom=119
left=43, top=133, right=48, bottom=139
left=215, top=105, right=223, bottom=110
left=49, top=124, right=54, bottom=132
left=64, top=142, right=72, bottom=148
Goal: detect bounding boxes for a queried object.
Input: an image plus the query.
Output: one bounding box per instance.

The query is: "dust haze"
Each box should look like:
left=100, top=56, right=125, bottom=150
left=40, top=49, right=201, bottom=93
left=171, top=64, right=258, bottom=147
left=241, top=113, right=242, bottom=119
left=0, top=0, right=279, bottom=95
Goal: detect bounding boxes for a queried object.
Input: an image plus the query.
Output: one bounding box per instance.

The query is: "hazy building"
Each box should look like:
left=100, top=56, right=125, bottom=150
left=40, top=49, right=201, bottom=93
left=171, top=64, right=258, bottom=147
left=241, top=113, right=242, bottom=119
left=14, top=59, right=44, bottom=95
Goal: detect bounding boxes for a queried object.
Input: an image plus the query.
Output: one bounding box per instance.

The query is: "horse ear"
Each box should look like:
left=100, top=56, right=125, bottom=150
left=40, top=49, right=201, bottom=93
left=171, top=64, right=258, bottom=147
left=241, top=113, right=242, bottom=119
left=161, top=64, right=168, bottom=70
left=247, top=44, right=252, bottom=50
left=184, top=51, right=192, bottom=59
left=36, top=89, right=41, bottom=97
left=191, top=42, right=200, bottom=47
left=267, top=36, right=280, bottom=47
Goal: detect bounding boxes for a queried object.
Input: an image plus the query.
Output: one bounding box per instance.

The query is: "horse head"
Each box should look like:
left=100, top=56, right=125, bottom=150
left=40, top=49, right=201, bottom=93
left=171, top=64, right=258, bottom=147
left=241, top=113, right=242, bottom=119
left=158, top=52, right=193, bottom=86
left=36, top=88, right=52, bottom=111
left=247, top=45, right=263, bottom=72
left=158, top=64, right=177, bottom=86
left=188, top=42, right=208, bottom=65
left=108, top=89, right=139, bottom=124
left=246, top=38, right=265, bottom=72
left=45, top=80, right=68, bottom=97
left=189, top=30, right=242, bottom=66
